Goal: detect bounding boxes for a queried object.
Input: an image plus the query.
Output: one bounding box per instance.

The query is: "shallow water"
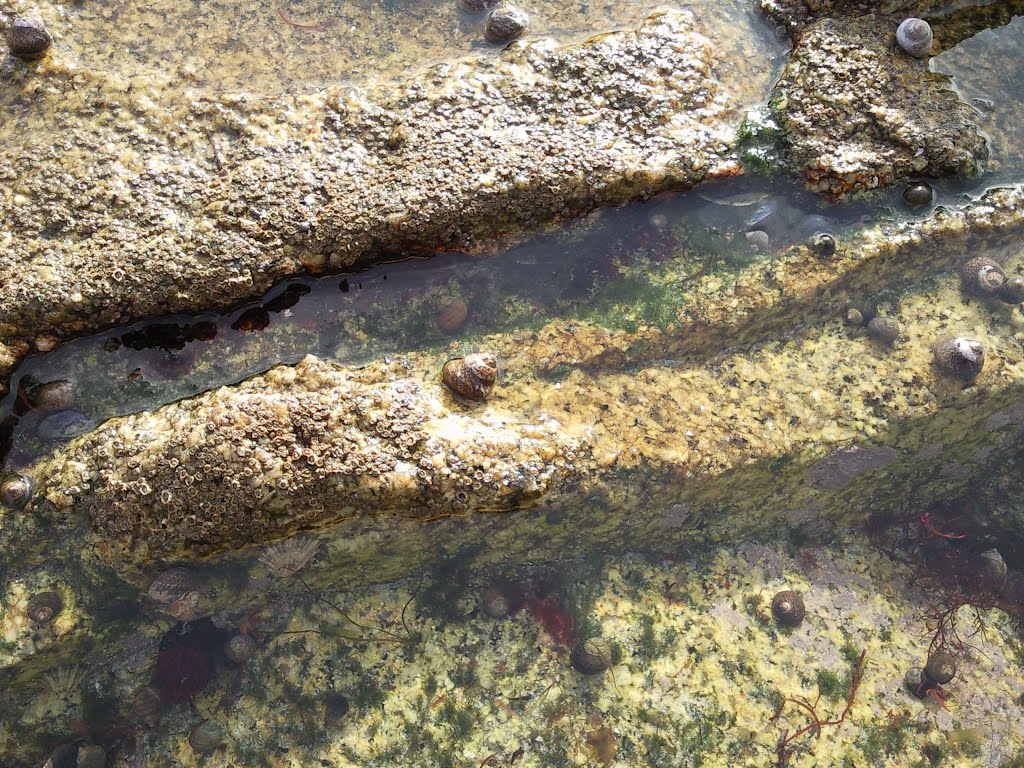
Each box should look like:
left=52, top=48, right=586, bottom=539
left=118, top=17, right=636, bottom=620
left=3, top=5, right=1024, bottom=768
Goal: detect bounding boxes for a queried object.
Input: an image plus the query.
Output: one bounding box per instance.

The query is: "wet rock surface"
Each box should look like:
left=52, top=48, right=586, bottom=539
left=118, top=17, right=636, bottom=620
left=772, top=15, right=987, bottom=197
left=0, top=10, right=738, bottom=372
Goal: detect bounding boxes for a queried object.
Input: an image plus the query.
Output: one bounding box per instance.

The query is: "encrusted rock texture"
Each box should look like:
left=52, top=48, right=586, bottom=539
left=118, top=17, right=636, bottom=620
left=28, top=356, right=588, bottom=565
left=0, top=10, right=737, bottom=363
left=772, top=15, right=987, bottom=198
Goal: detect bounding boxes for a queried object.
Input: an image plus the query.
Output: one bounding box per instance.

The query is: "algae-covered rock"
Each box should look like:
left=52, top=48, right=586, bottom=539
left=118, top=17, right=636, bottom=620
left=772, top=16, right=987, bottom=197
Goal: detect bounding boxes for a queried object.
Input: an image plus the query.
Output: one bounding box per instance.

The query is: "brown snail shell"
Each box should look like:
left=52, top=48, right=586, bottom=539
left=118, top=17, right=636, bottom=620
left=867, top=316, right=900, bottom=345
left=436, top=298, right=469, bottom=335
left=1, top=473, right=35, bottom=510
left=571, top=637, right=614, bottom=675
left=771, top=590, right=805, bottom=627
left=933, top=337, right=984, bottom=382
left=188, top=720, right=224, bottom=755
left=5, top=17, right=53, bottom=60
left=27, top=591, right=63, bottom=624
left=485, top=4, right=529, bottom=43
left=975, top=548, right=1007, bottom=592
left=442, top=352, right=497, bottom=402
left=924, top=648, right=956, bottom=685
left=147, top=567, right=201, bottom=621
left=960, top=256, right=1006, bottom=297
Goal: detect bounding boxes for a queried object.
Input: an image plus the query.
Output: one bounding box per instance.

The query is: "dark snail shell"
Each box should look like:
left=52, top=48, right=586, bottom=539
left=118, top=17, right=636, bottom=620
left=571, top=637, right=614, bottom=675
left=904, top=667, right=930, bottom=698
left=5, top=17, right=53, bottom=60
left=808, top=233, right=837, bottom=258
left=442, top=352, right=497, bottom=402
left=975, top=548, right=1007, bottom=592
left=771, top=590, right=805, bottom=627
left=896, top=18, right=932, bottom=59
left=485, top=4, right=529, bottom=43
left=867, top=317, right=900, bottom=345
left=924, top=649, right=956, bottom=685
left=960, top=256, right=1006, bottom=297
left=902, top=182, right=934, bottom=209
left=933, top=337, right=984, bottom=382
left=188, top=721, right=224, bottom=756
left=27, top=591, right=63, bottom=624
left=1, top=474, right=35, bottom=509
left=998, top=276, right=1024, bottom=304
left=481, top=585, right=513, bottom=618
left=324, top=692, right=351, bottom=727
left=224, top=633, right=257, bottom=664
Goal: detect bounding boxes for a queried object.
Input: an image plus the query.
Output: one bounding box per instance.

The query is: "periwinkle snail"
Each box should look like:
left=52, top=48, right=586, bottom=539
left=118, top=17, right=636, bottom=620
left=4, top=17, right=53, bottom=60
left=933, top=337, right=984, bottom=382
left=896, top=18, right=932, bottom=59
left=0, top=474, right=35, bottom=510
left=960, top=256, right=1005, bottom=297
left=485, top=4, right=529, bottom=43
left=771, top=590, right=805, bottom=627
left=998, top=276, right=1024, bottom=304
left=442, top=352, right=498, bottom=402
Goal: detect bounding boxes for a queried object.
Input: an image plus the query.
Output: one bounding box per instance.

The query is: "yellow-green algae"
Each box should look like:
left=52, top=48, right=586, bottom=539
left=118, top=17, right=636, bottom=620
left=127, top=533, right=1024, bottom=767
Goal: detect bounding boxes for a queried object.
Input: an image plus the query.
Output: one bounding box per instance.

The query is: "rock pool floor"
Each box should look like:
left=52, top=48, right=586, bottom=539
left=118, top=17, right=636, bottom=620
left=82, top=531, right=1024, bottom=768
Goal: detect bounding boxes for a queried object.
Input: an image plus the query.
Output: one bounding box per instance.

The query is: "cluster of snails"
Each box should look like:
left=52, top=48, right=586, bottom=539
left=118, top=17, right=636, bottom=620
left=960, top=256, right=1024, bottom=305
left=457, top=0, right=529, bottom=44
left=846, top=303, right=901, bottom=346
left=442, top=352, right=497, bottom=403
left=3, top=16, right=52, bottom=60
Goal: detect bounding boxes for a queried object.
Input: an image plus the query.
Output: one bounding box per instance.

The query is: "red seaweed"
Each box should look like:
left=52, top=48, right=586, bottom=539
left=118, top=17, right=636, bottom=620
left=152, top=618, right=228, bottom=704
left=525, top=596, right=577, bottom=647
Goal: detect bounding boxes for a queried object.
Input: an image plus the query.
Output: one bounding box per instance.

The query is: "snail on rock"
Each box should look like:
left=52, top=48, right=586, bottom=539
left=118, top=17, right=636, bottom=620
left=933, top=337, right=984, bottom=382
left=896, top=18, right=932, bottom=59
left=442, top=352, right=498, bottom=402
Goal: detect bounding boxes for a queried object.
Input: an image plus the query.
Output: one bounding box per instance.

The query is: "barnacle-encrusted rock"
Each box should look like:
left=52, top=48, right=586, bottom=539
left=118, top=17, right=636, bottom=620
left=771, top=16, right=987, bottom=198
left=25, top=356, right=588, bottom=568
left=0, top=10, right=738, bottom=376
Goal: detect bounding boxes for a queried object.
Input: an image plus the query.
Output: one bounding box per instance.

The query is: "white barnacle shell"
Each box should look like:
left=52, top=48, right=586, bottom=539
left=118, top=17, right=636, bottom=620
left=896, top=18, right=933, bottom=59
left=956, top=337, right=979, bottom=363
